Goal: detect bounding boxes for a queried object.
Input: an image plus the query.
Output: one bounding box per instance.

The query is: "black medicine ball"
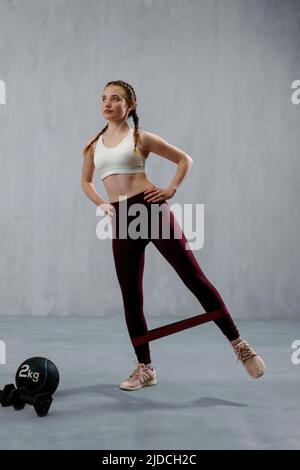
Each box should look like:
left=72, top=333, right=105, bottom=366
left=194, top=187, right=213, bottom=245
left=15, top=357, right=60, bottom=395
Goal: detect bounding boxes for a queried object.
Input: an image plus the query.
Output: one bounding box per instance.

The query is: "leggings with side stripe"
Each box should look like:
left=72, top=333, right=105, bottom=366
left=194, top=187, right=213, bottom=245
left=110, top=190, right=240, bottom=364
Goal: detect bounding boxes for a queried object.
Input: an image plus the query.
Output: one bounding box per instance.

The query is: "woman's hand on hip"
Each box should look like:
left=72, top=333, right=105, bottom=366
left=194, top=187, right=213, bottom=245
left=143, top=186, right=176, bottom=203
left=99, top=202, right=115, bottom=224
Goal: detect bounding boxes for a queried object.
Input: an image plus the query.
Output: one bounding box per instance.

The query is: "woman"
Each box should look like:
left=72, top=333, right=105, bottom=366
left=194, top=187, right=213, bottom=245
left=82, top=80, right=265, bottom=391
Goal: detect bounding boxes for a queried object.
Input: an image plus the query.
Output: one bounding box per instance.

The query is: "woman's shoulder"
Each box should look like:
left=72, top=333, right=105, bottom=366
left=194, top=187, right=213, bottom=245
left=86, top=131, right=101, bottom=148
left=137, top=128, right=149, bottom=140
left=135, top=128, right=152, bottom=156
left=83, top=131, right=102, bottom=158
left=136, top=128, right=155, bottom=150
left=136, top=128, right=163, bottom=154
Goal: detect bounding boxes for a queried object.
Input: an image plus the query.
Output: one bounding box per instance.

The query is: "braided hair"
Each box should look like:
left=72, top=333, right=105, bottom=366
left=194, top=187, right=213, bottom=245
left=83, top=80, right=140, bottom=158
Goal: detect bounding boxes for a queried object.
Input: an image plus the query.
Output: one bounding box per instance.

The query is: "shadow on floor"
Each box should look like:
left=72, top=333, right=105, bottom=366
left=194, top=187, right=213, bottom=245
left=54, top=383, right=248, bottom=415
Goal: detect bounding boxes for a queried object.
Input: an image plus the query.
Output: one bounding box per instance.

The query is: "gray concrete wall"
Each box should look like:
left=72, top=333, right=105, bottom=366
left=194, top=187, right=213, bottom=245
left=0, top=0, right=299, bottom=318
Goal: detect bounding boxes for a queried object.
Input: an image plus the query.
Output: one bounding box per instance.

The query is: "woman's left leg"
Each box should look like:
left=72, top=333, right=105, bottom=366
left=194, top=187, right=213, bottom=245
left=146, top=198, right=265, bottom=378
left=149, top=201, right=240, bottom=342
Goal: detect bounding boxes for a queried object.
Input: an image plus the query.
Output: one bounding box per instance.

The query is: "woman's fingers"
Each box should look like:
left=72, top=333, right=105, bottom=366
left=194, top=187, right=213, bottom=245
left=144, top=189, right=159, bottom=194
left=144, top=189, right=160, bottom=200
left=144, top=186, right=157, bottom=194
left=147, top=194, right=163, bottom=202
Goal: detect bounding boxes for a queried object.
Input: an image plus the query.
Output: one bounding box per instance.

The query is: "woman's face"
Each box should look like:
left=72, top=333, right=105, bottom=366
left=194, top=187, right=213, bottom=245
left=101, top=86, right=132, bottom=120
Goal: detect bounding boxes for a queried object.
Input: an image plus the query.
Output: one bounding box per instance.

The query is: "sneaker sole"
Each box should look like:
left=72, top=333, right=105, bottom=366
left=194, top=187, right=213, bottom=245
left=253, top=371, right=265, bottom=379
left=119, top=378, right=157, bottom=391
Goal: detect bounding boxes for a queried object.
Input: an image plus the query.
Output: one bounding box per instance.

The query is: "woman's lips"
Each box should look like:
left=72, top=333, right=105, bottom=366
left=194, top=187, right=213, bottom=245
left=104, top=110, right=113, bottom=113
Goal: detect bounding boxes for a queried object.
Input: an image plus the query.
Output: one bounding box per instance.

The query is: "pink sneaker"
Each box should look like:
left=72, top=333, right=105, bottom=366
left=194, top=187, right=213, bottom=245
left=233, top=339, right=265, bottom=379
left=119, top=361, right=157, bottom=391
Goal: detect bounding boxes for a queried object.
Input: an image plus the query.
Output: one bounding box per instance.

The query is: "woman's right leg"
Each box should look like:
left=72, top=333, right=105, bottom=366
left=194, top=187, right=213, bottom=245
left=112, top=235, right=152, bottom=365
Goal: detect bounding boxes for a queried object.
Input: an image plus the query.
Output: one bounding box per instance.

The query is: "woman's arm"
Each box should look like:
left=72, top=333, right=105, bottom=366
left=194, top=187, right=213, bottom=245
left=81, top=141, right=106, bottom=206
left=140, top=130, right=193, bottom=201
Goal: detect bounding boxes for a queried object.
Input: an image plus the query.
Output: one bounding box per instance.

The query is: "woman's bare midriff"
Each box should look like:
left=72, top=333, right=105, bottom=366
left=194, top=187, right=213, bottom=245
left=103, top=172, right=156, bottom=204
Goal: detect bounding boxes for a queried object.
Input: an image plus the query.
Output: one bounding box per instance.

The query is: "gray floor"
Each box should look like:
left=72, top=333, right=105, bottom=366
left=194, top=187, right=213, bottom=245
left=0, top=316, right=299, bottom=450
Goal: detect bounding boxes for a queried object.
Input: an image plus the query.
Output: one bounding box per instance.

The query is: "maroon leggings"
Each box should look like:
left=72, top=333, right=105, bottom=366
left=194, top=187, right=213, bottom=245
left=110, top=190, right=240, bottom=364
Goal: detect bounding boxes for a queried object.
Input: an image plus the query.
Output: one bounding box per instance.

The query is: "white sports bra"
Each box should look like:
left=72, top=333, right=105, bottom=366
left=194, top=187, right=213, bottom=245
left=93, top=127, right=146, bottom=181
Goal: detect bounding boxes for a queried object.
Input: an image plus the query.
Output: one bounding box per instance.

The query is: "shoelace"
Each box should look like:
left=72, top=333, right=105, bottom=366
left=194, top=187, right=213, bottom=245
left=235, top=342, right=257, bottom=364
left=129, top=360, right=153, bottom=382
